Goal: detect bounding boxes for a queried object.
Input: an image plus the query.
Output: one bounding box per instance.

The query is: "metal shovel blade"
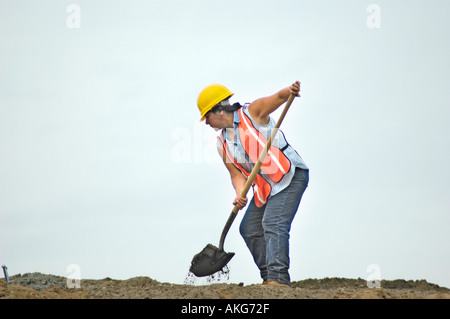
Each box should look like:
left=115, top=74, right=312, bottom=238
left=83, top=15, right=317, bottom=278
left=189, top=244, right=235, bottom=277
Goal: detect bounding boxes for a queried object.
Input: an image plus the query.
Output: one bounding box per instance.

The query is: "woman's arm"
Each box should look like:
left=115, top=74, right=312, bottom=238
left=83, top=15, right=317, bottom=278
left=218, top=145, right=249, bottom=210
left=248, top=81, right=300, bottom=125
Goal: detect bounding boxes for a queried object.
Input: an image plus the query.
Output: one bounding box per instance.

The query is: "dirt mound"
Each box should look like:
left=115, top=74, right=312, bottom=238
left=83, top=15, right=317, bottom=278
left=291, top=277, right=445, bottom=291
left=1, top=272, right=449, bottom=299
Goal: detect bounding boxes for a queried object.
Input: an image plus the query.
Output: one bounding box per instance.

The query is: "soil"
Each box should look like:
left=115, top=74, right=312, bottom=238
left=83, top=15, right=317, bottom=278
left=1, top=272, right=449, bottom=299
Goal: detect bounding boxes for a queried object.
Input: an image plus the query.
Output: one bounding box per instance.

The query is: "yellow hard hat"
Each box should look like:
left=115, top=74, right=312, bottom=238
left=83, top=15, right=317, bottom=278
left=197, top=84, right=234, bottom=121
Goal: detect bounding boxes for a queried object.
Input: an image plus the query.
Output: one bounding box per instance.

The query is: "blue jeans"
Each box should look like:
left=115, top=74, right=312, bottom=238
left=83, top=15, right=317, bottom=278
left=239, top=168, right=309, bottom=285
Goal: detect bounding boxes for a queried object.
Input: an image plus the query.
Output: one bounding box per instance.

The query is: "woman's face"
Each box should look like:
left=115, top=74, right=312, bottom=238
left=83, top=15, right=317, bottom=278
left=205, top=110, right=224, bottom=131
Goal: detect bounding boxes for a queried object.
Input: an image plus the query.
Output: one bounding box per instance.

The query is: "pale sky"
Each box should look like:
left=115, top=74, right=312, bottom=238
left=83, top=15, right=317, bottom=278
left=1, top=0, right=449, bottom=288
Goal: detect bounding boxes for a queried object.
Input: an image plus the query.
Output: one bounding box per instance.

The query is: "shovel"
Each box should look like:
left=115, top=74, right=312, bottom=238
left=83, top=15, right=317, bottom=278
left=189, top=93, right=297, bottom=277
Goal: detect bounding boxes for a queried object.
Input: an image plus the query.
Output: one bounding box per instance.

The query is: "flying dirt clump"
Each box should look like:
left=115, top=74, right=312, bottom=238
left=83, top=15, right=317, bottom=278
left=184, top=265, right=231, bottom=286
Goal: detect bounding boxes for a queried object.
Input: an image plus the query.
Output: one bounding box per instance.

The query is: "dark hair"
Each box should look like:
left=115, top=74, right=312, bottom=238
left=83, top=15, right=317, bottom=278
left=210, top=101, right=242, bottom=114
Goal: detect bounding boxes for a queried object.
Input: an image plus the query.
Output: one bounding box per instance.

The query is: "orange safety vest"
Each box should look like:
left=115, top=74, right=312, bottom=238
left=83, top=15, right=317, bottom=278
left=218, top=107, right=292, bottom=207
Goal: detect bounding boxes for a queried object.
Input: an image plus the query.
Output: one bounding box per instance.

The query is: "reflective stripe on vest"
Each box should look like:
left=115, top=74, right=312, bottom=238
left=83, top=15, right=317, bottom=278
left=237, top=107, right=291, bottom=183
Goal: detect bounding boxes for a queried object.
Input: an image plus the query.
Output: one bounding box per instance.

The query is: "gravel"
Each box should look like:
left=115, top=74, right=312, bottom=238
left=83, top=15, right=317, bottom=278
left=9, top=273, right=66, bottom=291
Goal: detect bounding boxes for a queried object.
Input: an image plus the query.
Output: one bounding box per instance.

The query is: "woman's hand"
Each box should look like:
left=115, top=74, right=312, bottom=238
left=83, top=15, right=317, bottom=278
left=289, top=80, right=301, bottom=97
left=233, top=194, right=248, bottom=210
left=248, top=80, right=301, bottom=125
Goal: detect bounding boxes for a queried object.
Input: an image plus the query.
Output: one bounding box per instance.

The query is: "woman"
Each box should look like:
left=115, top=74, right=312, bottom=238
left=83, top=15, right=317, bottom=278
left=197, top=81, right=309, bottom=287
